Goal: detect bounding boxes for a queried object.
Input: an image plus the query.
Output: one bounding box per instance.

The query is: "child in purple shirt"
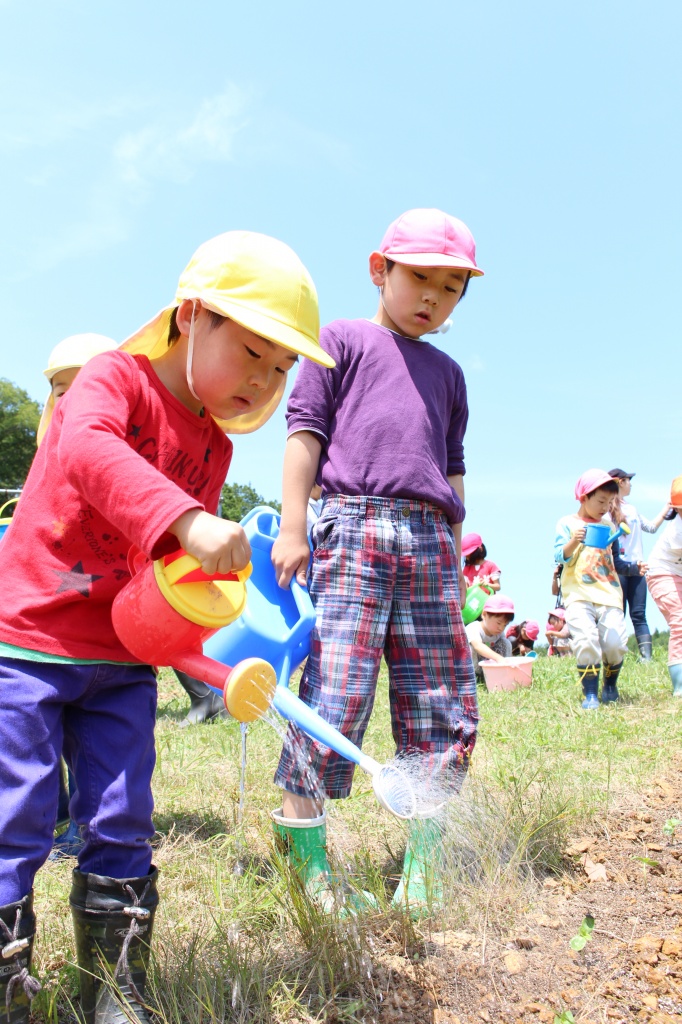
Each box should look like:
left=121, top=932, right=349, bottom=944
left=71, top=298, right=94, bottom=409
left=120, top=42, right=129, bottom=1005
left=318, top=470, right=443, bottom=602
left=271, top=208, right=483, bottom=913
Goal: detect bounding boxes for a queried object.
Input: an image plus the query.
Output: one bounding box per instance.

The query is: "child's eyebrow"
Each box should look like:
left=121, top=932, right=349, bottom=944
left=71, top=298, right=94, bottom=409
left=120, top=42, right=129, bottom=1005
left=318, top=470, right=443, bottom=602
left=259, top=337, right=298, bottom=362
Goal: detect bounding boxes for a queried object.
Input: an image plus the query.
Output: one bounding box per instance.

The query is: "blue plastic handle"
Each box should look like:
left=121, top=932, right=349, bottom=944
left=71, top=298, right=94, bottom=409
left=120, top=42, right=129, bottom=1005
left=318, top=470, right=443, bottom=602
left=272, top=685, right=364, bottom=768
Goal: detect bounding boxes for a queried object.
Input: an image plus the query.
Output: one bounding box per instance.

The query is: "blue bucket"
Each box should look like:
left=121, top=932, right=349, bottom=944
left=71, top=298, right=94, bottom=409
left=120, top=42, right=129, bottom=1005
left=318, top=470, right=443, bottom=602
left=203, top=506, right=315, bottom=689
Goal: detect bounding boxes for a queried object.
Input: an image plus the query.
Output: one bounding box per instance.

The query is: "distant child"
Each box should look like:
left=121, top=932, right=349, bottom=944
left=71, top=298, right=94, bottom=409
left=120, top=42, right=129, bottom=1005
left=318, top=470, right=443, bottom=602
left=554, top=469, right=638, bottom=709
left=608, top=467, right=670, bottom=661
left=0, top=231, right=330, bottom=1023
left=462, top=532, right=501, bottom=593
left=545, top=608, right=571, bottom=656
left=271, top=208, right=482, bottom=912
left=465, top=594, right=514, bottom=678
left=646, top=475, right=682, bottom=696
left=38, top=333, right=119, bottom=861
left=506, top=619, right=539, bottom=656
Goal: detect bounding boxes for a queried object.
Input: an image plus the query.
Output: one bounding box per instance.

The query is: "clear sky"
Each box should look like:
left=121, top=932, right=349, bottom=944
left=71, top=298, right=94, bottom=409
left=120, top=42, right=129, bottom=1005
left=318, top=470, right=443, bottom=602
left=1, top=0, right=680, bottom=632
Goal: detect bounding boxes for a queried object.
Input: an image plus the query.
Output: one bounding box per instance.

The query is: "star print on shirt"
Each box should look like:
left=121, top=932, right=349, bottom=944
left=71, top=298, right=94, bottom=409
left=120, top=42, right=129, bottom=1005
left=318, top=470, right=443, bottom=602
left=53, top=562, right=104, bottom=597
left=129, top=424, right=142, bottom=439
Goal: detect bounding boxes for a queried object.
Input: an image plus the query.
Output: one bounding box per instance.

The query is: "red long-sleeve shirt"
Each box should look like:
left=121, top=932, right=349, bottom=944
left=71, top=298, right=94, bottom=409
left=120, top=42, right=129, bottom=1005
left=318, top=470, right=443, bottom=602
left=0, top=351, right=232, bottom=661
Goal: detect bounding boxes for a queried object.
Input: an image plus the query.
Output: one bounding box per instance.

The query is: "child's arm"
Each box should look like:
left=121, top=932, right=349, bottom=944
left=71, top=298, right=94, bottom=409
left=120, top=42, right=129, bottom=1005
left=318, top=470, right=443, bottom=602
left=168, top=510, right=251, bottom=574
left=469, top=636, right=506, bottom=664
left=272, top=431, right=323, bottom=587
left=555, top=518, right=584, bottom=561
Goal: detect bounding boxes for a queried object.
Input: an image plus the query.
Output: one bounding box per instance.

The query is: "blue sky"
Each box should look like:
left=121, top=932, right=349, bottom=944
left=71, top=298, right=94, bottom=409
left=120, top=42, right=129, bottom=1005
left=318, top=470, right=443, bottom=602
left=1, top=0, right=680, bottom=633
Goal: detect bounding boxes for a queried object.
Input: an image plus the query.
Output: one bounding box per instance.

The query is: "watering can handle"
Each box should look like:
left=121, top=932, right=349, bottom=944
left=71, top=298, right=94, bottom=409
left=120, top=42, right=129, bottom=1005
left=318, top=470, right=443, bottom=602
left=0, top=497, right=19, bottom=518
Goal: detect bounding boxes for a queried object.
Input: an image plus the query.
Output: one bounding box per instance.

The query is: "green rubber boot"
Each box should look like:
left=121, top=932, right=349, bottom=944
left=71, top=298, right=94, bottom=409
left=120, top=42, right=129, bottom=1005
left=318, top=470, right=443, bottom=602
left=271, top=808, right=331, bottom=891
left=271, top=809, right=375, bottom=914
left=670, top=663, right=682, bottom=698
left=70, top=868, right=158, bottom=1024
left=391, top=816, right=444, bottom=918
left=0, top=893, right=40, bottom=1024
left=601, top=661, right=622, bottom=703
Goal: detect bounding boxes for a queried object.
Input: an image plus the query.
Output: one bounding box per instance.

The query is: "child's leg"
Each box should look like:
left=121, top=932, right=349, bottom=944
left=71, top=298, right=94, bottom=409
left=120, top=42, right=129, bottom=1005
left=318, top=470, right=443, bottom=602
left=274, top=498, right=390, bottom=805
left=565, top=602, right=602, bottom=708
left=385, top=507, right=477, bottom=913
left=386, top=508, right=477, bottom=780
left=64, top=663, right=157, bottom=879
left=647, top=574, right=682, bottom=694
left=273, top=498, right=392, bottom=904
left=0, top=658, right=68, bottom=904
left=595, top=606, right=628, bottom=702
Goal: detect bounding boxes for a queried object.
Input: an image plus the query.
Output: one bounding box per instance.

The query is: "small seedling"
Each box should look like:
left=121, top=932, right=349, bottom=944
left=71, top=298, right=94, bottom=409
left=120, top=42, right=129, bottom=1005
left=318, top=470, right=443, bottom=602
left=663, top=818, right=682, bottom=839
left=632, top=855, right=661, bottom=873
left=554, top=1012, right=576, bottom=1024
left=568, top=914, right=594, bottom=951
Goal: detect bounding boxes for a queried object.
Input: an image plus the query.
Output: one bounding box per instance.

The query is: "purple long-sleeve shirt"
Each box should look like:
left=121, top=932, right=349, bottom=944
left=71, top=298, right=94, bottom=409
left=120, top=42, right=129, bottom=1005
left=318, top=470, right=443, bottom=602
left=286, top=319, right=468, bottom=523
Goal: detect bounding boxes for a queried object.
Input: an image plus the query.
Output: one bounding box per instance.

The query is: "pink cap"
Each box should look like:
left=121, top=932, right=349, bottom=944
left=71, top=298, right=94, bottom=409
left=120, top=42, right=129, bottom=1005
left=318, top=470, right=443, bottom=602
left=461, top=532, right=483, bottom=557
left=524, top=620, right=540, bottom=641
left=574, top=468, right=614, bottom=501
left=483, top=594, right=514, bottom=615
left=548, top=608, right=566, bottom=621
left=379, top=208, right=484, bottom=275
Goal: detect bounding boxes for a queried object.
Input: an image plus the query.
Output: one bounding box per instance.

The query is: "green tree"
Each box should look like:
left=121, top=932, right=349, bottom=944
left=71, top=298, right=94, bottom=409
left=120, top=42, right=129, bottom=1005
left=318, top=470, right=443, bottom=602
left=220, top=481, right=281, bottom=522
left=0, top=379, right=41, bottom=488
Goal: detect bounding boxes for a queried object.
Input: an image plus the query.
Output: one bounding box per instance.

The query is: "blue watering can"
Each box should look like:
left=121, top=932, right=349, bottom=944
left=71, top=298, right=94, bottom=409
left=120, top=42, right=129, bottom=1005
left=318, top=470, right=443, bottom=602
left=203, top=506, right=418, bottom=819
left=583, top=521, right=630, bottom=549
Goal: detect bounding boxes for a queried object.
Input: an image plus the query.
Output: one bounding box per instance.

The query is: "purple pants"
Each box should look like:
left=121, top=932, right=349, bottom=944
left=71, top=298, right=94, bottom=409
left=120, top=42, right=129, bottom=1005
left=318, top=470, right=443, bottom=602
left=0, top=657, right=157, bottom=903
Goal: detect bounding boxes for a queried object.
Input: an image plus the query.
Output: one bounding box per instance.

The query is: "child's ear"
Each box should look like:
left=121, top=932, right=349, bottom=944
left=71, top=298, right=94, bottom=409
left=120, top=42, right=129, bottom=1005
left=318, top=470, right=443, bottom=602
left=174, top=299, right=202, bottom=338
left=368, top=251, right=388, bottom=286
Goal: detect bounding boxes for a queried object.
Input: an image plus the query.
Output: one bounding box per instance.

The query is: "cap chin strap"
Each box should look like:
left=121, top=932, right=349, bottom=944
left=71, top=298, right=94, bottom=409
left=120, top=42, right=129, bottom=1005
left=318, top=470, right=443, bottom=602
left=186, top=303, right=201, bottom=402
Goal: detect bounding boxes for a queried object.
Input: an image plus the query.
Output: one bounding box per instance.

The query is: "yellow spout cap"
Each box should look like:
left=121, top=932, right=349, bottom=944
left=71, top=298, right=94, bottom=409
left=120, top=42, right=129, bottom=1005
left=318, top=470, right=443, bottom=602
left=224, top=658, right=277, bottom=723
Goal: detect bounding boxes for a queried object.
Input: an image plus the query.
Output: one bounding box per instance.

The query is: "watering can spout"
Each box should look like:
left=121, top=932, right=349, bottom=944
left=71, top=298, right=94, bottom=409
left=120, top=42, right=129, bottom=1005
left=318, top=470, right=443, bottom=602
left=607, top=521, right=631, bottom=546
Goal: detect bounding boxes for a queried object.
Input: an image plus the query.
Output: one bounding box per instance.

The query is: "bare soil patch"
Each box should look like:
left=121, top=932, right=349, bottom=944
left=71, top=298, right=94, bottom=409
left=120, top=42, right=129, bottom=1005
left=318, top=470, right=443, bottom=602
left=371, top=758, right=682, bottom=1024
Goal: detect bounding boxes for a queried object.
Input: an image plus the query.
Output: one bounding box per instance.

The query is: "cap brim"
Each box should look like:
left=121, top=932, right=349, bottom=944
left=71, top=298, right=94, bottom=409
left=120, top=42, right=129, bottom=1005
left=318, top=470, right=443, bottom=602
left=384, top=252, right=484, bottom=276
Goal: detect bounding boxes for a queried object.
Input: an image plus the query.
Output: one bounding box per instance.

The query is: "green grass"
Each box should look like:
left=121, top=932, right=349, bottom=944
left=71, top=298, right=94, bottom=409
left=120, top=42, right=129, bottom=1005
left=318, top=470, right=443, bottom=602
left=32, top=648, right=681, bottom=1021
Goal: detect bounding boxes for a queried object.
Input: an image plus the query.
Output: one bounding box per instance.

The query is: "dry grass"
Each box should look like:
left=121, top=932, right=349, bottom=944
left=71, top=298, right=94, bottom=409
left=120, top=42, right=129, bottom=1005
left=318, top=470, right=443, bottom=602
left=30, top=643, right=682, bottom=1022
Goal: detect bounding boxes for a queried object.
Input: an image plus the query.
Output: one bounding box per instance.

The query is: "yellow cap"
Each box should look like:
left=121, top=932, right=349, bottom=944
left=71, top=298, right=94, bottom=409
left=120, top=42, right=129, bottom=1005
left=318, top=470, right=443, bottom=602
left=38, top=333, right=119, bottom=445
left=154, top=552, right=252, bottom=629
left=121, top=231, right=335, bottom=434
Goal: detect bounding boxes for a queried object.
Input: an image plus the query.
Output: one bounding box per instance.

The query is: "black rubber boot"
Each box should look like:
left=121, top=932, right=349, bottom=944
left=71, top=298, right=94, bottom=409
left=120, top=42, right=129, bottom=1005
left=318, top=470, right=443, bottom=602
left=0, top=893, right=40, bottom=1024
left=636, top=633, right=653, bottom=662
left=175, top=670, right=226, bottom=725
left=579, top=665, right=600, bottom=709
left=601, top=662, right=622, bottom=703
left=70, top=868, right=158, bottom=1024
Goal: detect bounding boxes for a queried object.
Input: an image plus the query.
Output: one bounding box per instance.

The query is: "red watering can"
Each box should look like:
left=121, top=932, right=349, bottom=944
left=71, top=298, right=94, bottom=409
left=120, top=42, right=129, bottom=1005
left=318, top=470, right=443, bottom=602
left=111, top=549, right=277, bottom=723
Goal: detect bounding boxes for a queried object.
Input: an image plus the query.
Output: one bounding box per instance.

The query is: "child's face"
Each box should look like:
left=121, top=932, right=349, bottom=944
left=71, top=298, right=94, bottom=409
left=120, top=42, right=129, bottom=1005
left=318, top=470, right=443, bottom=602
left=581, top=487, right=613, bottom=520
left=51, top=367, right=80, bottom=400
left=190, top=314, right=298, bottom=421
left=548, top=615, right=560, bottom=627
left=369, top=257, right=468, bottom=339
left=481, top=611, right=508, bottom=634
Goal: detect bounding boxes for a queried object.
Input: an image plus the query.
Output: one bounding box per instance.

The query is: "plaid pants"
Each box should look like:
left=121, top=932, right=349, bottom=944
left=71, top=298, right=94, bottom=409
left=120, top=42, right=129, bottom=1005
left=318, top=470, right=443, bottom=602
left=274, top=495, right=478, bottom=799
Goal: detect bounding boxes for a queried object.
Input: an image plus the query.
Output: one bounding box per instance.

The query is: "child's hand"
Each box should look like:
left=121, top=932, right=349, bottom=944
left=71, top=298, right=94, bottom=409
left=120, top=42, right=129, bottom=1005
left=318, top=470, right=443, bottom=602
left=272, top=528, right=310, bottom=589
left=169, top=509, right=251, bottom=575
left=572, top=526, right=587, bottom=543
left=637, top=560, right=649, bottom=576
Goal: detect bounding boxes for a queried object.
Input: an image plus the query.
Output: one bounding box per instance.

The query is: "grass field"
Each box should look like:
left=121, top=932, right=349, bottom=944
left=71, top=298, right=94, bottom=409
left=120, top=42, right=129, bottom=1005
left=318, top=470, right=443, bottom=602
left=33, top=640, right=681, bottom=1022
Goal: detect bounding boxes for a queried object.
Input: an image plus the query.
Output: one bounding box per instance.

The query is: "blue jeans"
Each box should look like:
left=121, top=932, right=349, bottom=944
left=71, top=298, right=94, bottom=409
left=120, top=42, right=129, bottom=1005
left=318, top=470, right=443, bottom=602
left=0, top=657, right=157, bottom=903
left=619, top=571, right=650, bottom=636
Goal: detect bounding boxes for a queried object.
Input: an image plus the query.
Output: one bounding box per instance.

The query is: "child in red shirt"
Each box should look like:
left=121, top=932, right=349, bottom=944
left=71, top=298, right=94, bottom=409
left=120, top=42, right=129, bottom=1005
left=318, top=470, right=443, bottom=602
left=0, top=231, right=332, bottom=1024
